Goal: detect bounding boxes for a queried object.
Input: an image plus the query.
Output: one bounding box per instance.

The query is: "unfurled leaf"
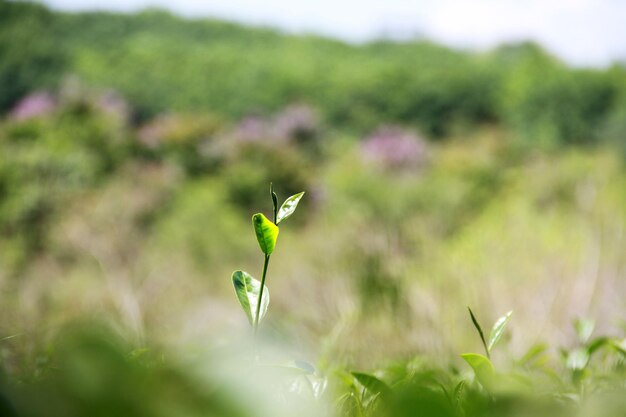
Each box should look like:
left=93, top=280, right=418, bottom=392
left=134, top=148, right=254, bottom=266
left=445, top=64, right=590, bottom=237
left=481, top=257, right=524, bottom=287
left=351, top=372, right=390, bottom=396
left=566, top=348, right=589, bottom=371
left=311, top=376, right=328, bottom=399
left=453, top=380, right=465, bottom=404
left=266, top=360, right=317, bottom=376
left=574, top=318, right=595, bottom=344
left=277, top=192, right=305, bottom=224
left=294, top=360, right=316, bottom=375
left=588, top=337, right=611, bottom=354
left=488, top=310, right=513, bottom=352
left=231, top=270, right=270, bottom=325
left=461, top=353, right=495, bottom=390
left=612, top=338, right=626, bottom=356
left=252, top=213, right=279, bottom=255
left=519, top=343, right=548, bottom=366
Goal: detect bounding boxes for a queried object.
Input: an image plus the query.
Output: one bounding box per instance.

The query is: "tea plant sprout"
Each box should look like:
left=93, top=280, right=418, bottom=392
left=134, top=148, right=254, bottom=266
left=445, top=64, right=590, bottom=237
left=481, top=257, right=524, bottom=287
left=231, top=184, right=305, bottom=334
left=461, top=308, right=512, bottom=391
left=467, top=307, right=512, bottom=360
left=563, top=318, right=626, bottom=385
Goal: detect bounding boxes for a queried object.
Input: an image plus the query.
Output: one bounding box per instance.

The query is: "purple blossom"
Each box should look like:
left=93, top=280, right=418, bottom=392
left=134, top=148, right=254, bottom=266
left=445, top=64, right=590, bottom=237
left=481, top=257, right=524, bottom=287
left=137, top=114, right=177, bottom=148
left=272, top=104, right=318, bottom=141
left=96, top=91, right=131, bottom=122
left=361, top=126, right=428, bottom=169
left=231, top=116, right=272, bottom=143
left=9, top=91, right=57, bottom=121
left=226, top=104, right=319, bottom=147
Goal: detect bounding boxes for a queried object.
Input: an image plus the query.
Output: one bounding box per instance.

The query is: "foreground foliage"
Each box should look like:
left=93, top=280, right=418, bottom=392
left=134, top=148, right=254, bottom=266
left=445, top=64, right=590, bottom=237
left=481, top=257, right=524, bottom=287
left=1, top=317, right=626, bottom=417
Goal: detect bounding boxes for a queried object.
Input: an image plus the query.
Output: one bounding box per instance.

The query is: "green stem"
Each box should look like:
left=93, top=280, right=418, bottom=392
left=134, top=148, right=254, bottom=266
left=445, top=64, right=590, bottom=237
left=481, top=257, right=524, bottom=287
left=481, top=336, right=491, bottom=360
left=254, top=254, right=271, bottom=335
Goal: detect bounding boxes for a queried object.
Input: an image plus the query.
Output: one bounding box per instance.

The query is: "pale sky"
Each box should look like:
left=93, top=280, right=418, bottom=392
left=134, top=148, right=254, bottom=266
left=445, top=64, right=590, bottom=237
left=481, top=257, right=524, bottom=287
left=42, top=0, right=626, bottom=67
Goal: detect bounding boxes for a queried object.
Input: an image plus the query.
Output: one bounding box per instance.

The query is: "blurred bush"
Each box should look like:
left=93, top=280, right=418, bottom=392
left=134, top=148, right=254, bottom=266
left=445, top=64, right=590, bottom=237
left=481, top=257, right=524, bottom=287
left=5, top=324, right=266, bottom=417
left=499, top=50, right=617, bottom=146
left=220, top=142, right=311, bottom=212
left=360, top=126, right=428, bottom=170
left=150, top=179, right=250, bottom=270
left=0, top=89, right=131, bottom=269
left=0, top=1, right=66, bottom=112
left=136, top=112, right=224, bottom=175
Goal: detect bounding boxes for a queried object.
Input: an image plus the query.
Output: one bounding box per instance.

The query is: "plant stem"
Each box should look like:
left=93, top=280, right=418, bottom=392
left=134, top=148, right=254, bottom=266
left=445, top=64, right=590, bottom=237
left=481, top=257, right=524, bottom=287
left=254, top=254, right=271, bottom=335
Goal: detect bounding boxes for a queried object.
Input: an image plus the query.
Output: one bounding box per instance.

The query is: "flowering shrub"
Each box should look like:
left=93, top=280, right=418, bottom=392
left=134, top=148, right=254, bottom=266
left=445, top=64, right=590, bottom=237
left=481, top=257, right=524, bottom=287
left=361, top=126, right=428, bottom=170
left=226, top=104, right=319, bottom=147
left=9, top=91, right=56, bottom=121
left=273, top=104, right=319, bottom=143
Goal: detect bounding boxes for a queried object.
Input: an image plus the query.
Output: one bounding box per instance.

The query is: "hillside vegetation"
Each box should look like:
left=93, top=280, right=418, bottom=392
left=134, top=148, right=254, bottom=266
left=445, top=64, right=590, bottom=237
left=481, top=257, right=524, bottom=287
left=2, top=1, right=626, bottom=144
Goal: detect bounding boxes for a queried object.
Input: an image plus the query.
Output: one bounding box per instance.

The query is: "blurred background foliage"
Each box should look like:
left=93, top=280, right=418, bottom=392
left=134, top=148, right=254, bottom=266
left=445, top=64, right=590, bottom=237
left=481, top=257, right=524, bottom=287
left=2, top=1, right=626, bottom=142
left=1, top=0, right=626, bottom=415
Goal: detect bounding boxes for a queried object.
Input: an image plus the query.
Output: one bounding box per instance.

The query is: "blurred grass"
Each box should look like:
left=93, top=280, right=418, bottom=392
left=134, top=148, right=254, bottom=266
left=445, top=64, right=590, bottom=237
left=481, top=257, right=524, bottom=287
left=1, top=98, right=625, bottom=366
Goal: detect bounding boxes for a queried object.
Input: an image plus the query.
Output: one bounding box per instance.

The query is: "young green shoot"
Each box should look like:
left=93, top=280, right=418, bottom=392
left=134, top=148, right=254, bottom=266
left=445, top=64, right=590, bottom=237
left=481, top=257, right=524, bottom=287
left=231, top=183, right=305, bottom=335
left=466, top=307, right=513, bottom=359
left=463, top=308, right=512, bottom=391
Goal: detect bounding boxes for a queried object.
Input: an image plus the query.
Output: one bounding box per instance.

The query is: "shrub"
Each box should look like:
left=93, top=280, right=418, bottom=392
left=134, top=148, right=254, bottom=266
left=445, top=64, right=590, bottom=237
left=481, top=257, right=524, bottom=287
left=501, top=55, right=617, bottom=146
left=0, top=1, right=66, bottom=111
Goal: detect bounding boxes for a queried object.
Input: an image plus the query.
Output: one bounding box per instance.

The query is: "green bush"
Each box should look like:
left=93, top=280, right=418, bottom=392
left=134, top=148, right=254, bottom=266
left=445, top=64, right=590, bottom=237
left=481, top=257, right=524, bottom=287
left=2, top=2, right=626, bottom=145
left=0, top=1, right=66, bottom=111
left=220, top=143, right=311, bottom=212
left=500, top=54, right=617, bottom=146
left=0, top=99, right=129, bottom=268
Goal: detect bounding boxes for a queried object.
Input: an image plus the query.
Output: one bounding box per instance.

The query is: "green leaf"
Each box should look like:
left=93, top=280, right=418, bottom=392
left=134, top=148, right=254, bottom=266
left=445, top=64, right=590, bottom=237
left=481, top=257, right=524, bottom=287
left=266, top=360, right=317, bottom=376
left=574, top=318, right=595, bottom=344
left=311, top=377, right=328, bottom=399
left=276, top=192, right=305, bottom=224
left=467, top=307, right=489, bottom=358
left=587, top=337, right=612, bottom=355
left=488, top=310, right=513, bottom=352
left=293, top=360, right=316, bottom=375
left=612, top=338, right=626, bottom=356
left=128, top=348, right=150, bottom=361
left=252, top=213, right=279, bottom=255
left=231, top=270, right=270, bottom=325
left=519, top=343, right=548, bottom=366
left=453, top=380, right=465, bottom=404
left=461, top=353, right=495, bottom=390
left=351, top=372, right=390, bottom=396
left=566, top=348, right=589, bottom=371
